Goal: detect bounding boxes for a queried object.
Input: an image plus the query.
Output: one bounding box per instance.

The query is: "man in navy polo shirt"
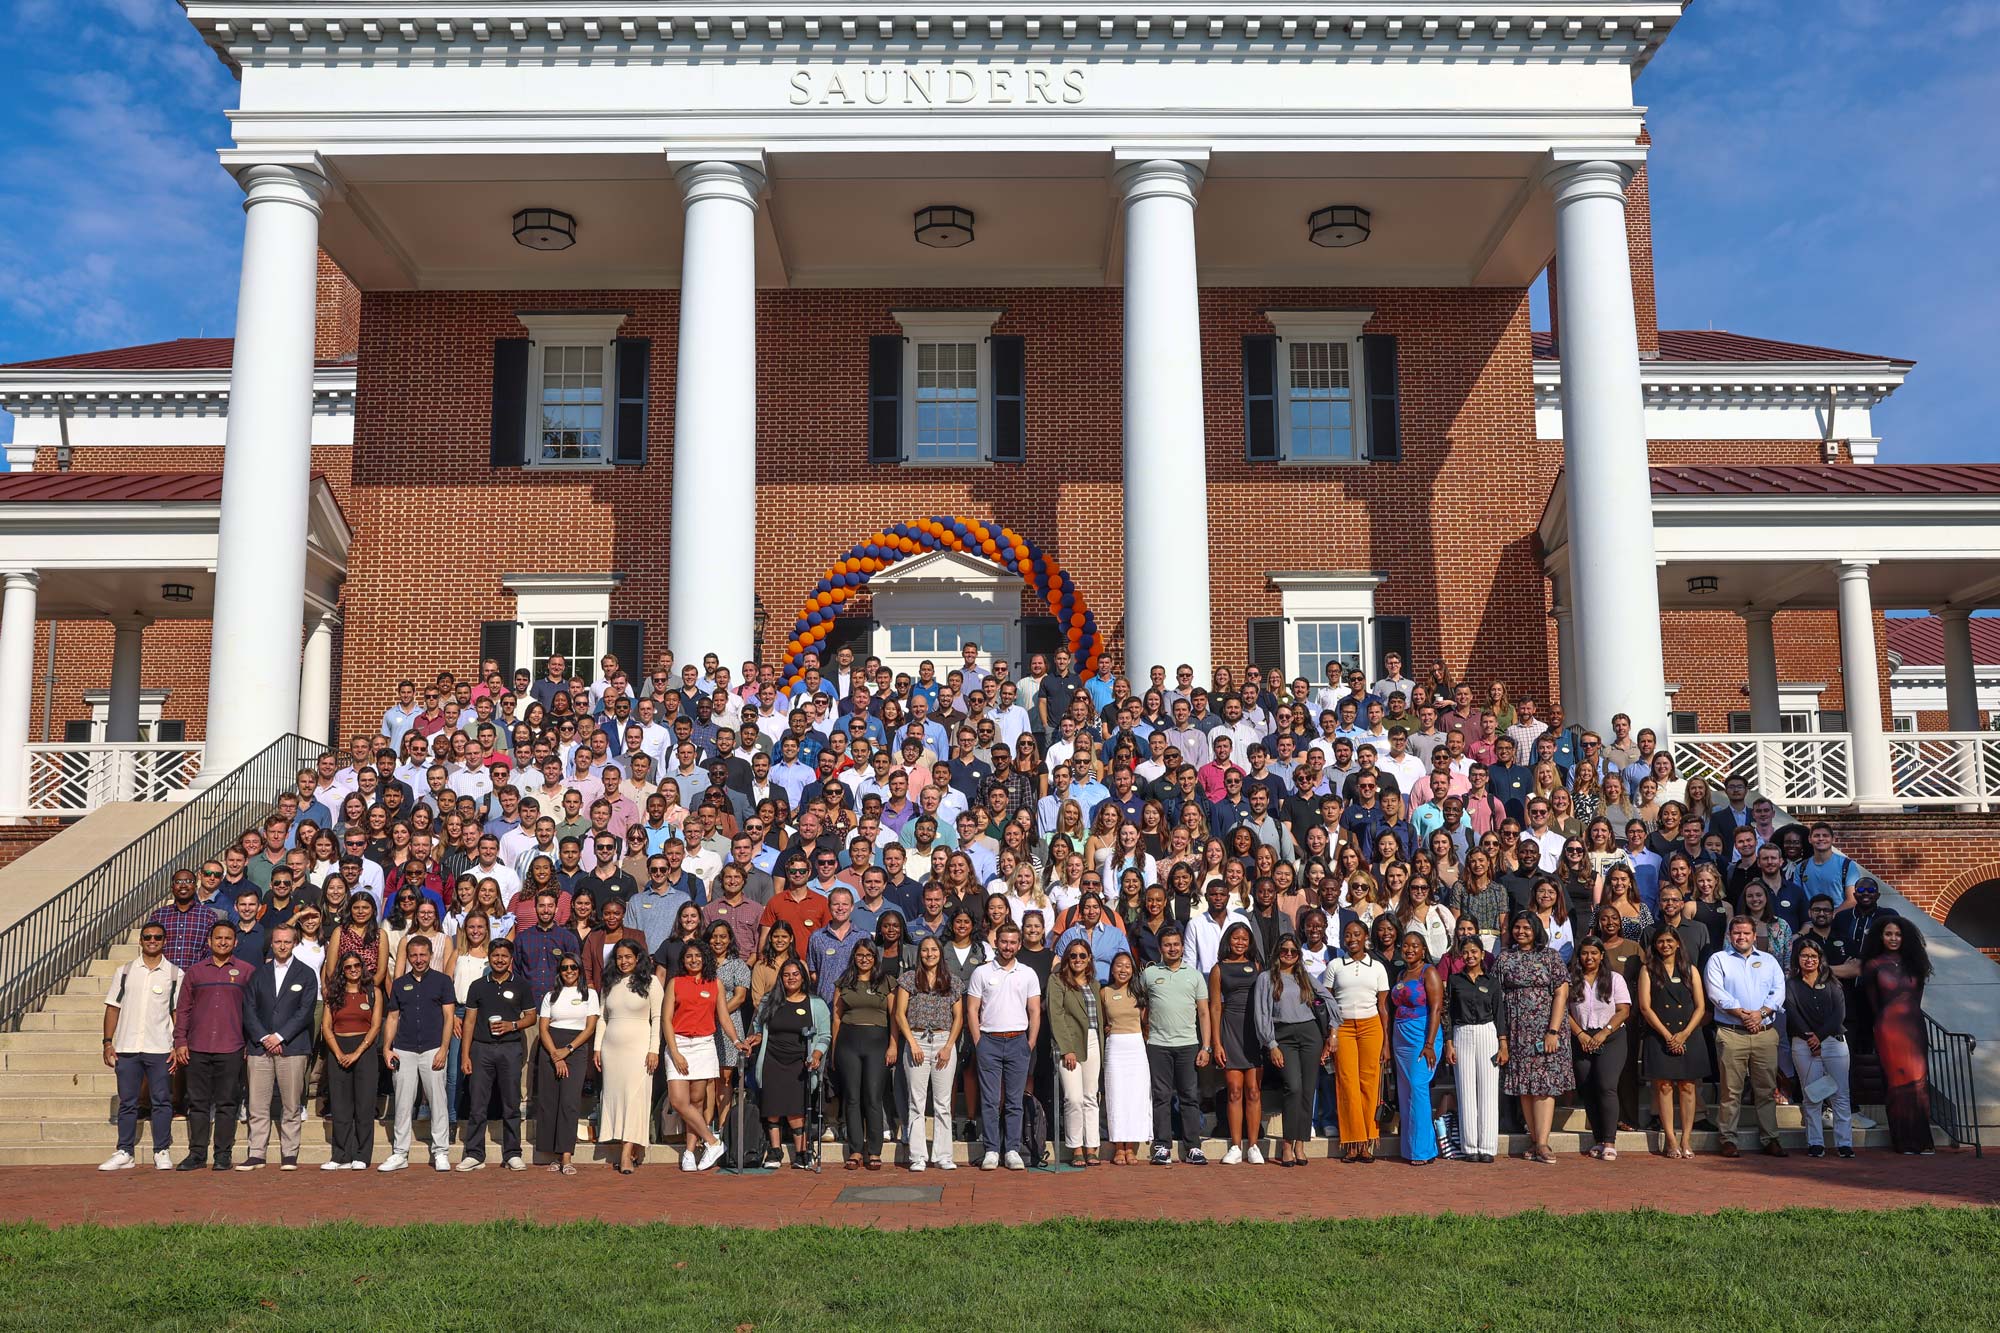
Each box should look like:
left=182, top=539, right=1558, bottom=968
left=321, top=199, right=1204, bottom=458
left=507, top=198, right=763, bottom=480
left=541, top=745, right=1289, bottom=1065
left=458, top=939, right=539, bottom=1172
left=1485, top=736, right=1534, bottom=821
left=380, top=936, right=457, bottom=1173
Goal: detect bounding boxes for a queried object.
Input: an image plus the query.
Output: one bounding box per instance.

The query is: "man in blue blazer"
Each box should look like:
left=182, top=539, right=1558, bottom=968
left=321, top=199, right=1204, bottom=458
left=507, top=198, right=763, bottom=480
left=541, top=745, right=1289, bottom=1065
left=241, top=922, right=320, bottom=1170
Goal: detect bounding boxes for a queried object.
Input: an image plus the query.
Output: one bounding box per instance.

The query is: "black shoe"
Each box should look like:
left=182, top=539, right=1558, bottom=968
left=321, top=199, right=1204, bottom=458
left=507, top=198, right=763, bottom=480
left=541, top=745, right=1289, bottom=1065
left=1836, top=1146, right=1855, bottom=1159
left=175, top=1154, right=206, bottom=1172
left=212, top=1155, right=233, bottom=1171
left=1807, top=1145, right=1825, bottom=1158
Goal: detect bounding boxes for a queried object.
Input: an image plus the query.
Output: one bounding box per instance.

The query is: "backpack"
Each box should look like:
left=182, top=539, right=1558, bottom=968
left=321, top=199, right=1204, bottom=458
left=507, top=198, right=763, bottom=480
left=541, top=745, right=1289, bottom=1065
left=722, top=1087, right=767, bottom=1170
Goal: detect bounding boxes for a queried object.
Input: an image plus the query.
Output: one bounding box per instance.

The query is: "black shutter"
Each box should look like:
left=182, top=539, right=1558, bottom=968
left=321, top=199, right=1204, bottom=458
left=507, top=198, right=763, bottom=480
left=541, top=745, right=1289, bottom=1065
left=154, top=720, right=187, bottom=743
left=1373, top=615, right=1412, bottom=684
left=1363, top=332, right=1401, bottom=461
left=611, top=337, right=651, bottom=465
left=608, top=620, right=644, bottom=680
left=490, top=338, right=530, bottom=468
left=480, top=621, right=518, bottom=682
left=1020, top=614, right=1061, bottom=671
left=1247, top=617, right=1284, bottom=674
left=868, top=335, right=903, bottom=463
left=990, top=334, right=1025, bottom=463
left=1243, top=335, right=1279, bottom=461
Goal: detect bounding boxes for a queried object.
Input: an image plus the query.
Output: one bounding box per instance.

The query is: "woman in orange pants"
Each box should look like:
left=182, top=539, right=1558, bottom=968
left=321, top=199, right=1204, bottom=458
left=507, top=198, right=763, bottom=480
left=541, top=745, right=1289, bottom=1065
left=1328, top=919, right=1392, bottom=1162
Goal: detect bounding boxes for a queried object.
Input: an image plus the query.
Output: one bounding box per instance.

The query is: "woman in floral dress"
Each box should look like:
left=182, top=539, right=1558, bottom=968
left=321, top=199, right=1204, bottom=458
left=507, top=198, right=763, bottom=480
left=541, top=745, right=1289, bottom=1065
left=1496, top=909, right=1574, bottom=1163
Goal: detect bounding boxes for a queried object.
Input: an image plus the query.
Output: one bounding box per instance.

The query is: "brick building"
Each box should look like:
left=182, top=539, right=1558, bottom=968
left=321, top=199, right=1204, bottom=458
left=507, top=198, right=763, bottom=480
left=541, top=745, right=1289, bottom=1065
left=0, top=2, right=1995, bottom=822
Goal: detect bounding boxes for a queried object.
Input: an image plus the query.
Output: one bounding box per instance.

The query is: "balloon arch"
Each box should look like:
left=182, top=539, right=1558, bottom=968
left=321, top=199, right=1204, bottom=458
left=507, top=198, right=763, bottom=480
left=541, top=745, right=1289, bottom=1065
left=778, top=516, right=1103, bottom=688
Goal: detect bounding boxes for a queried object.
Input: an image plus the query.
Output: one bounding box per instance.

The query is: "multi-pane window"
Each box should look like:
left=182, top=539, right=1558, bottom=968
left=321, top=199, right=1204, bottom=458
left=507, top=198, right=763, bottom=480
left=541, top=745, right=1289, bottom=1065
left=532, top=624, right=598, bottom=683
left=536, top=344, right=606, bottom=464
left=1295, top=620, right=1363, bottom=684
left=913, top=341, right=981, bottom=462
left=887, top=622, right=1006, bottom=656
left=1286, top=339, right=1357, bottom=461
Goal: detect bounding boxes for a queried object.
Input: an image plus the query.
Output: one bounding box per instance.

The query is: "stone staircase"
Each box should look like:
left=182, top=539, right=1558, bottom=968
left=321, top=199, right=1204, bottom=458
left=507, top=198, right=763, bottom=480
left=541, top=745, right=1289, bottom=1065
left=0, top=927, right=1937, bottom=1166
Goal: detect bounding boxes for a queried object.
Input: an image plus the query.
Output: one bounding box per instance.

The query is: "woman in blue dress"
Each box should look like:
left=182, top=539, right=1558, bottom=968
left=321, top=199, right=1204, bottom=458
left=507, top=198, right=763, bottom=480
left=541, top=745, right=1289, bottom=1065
left=1390, top=930, right=1444, bottom=1164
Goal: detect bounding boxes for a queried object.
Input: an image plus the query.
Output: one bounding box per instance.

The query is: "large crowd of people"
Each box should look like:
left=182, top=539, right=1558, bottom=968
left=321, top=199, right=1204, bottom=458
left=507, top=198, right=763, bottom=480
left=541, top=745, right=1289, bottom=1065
left=98, top=643, right=1937, bottom=1174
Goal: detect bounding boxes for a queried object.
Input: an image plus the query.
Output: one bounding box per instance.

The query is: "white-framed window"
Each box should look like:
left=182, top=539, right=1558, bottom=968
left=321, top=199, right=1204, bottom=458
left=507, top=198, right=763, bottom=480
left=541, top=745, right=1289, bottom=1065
left=78, top=689, right=177, bottom=742
left=1269, top=571, right=1385, bottom=684
left=1892, top=713, right=1918, bottom=733
left=894, top=309, right=1002, bottom=465
left=1295, top=620, right=1364, bottom=683
left=515, top=312, right=629, bottom=469
left=501, top=574, right=624, bottom=686
left=886, top=622, right=1007, bottom=657
left=1265, top=310, right=1372, bottom=464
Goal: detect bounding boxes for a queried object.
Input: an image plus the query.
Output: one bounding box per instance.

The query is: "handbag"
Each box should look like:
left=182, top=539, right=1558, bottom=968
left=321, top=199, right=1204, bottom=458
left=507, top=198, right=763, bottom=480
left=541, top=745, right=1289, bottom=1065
left=1801, top=1070, right=1839, bottom=1105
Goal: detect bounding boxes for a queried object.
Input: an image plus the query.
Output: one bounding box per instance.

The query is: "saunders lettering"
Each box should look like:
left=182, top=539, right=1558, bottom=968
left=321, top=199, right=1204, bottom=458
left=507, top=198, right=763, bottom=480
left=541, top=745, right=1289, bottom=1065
left=788, top=65, right=1085, bottom=106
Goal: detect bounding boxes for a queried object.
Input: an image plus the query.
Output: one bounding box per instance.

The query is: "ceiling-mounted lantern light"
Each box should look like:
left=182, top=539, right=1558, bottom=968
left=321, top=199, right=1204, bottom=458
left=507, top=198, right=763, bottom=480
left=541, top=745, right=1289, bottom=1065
left=1687, top=575, right=1719, bottom=596
left=914, top=205, right=975, bottom=249
left=513, top=207, right=577, bottom=251
left=1308, top=204, right=1372, bottom=248
left=161, top=583, right=194, bottom=603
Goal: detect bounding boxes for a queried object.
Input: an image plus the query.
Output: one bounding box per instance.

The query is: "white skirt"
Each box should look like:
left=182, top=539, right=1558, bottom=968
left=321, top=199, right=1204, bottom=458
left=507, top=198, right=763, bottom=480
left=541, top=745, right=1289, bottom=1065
left=667, top=1037, right=721, bottom=1081
left=1103, top=1032, right=1152, bottom=1142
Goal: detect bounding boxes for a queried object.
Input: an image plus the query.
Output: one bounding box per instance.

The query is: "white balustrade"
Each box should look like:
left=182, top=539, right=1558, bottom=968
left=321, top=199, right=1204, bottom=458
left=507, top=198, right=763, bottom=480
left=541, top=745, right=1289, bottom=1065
left=1885, top=732, right=2000, bottom=811
left=16, top=743, right=205, bottom=817
left=1669, top=733, right=1855, bottom=811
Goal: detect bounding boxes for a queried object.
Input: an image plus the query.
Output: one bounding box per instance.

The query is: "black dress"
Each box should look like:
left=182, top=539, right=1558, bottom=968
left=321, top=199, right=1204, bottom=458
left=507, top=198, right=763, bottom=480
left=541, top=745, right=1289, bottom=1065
left=1217, top=961, right=1262, bottom=1069
left=1640, top=966, right=1711, bottom=1082
left=760, top=998, right=813, bottom=1120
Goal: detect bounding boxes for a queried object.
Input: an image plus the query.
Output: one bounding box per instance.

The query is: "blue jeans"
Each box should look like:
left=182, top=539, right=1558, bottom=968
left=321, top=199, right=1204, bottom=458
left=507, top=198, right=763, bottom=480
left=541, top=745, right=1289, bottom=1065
left=114, top=1051, right=172, bottom=1154
left=976, top=1033, right=1030, bottom=1156
left=442, top=1006, right=466, bottom=1128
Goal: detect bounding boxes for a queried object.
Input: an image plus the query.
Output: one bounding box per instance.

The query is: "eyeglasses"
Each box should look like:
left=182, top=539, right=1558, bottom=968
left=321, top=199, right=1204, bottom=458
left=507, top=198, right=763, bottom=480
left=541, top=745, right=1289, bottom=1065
left=140, top=934, right=167, bottom=943
left=557, top=964, right=581, bottom=974
left=200, top=869, right=222, bottom=878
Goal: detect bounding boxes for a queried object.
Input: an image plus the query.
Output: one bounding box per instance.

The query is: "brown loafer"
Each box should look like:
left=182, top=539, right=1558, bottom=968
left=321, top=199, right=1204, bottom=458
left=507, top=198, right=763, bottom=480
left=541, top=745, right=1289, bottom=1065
left=1718, top=1139, right=1741, bottom=1159
left=1762, top=1140, right=1789, bottom=1158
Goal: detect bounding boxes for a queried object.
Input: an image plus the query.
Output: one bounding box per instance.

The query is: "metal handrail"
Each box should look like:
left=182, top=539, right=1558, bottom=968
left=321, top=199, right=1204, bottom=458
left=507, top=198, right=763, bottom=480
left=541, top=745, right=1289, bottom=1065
left=0, top=733, right=320, bottom=1031
left=1924, top=1012, right=1984, bottom=1156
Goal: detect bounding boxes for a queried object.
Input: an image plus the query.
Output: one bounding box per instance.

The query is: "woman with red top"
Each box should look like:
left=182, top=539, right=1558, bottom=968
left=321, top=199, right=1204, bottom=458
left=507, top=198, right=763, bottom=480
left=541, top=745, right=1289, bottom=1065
left=661, top=941, right=729, bottom=1171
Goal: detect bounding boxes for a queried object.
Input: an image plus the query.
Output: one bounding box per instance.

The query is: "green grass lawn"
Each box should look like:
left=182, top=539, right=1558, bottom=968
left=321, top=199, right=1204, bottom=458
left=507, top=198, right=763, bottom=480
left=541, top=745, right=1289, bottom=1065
left=1, top=1208, right=1993, bottom=1331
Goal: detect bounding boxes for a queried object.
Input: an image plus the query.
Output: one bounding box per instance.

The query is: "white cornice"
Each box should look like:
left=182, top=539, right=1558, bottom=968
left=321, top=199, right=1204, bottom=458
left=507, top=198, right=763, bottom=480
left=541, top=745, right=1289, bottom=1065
left=185, top=5, right=1682, bottom=72
left=0, top=365, right=357, bottom=419
left=1533, top=357, right=1911, bottom=412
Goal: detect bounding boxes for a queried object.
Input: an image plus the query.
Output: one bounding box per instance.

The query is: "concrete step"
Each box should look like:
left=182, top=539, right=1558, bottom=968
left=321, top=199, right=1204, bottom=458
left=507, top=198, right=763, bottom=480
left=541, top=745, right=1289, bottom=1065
left=0, top=1051, right=127, bottom=1072
left=14, top=1008, right=114, bottom=1033
left=0, top=1094, right=115, bottom=1119
left=0, top=1070, right=120, bottom=1094
left=0, top=1031, right=109, bottom=1053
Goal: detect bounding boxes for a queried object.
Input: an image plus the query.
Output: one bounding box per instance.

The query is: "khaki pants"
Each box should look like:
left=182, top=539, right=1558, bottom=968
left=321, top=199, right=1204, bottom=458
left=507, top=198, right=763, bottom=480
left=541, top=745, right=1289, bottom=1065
left=245, top=1052, right=308, bottom=1161
left=1715, top=1025, right=1780, bottom=1146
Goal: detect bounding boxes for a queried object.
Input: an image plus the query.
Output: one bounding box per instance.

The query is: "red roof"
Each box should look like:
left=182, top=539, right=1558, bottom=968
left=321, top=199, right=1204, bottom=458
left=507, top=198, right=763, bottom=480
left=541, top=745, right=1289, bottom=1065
left=1886, top=615, right=2000, bottom=668
left=1649, top=463, right=2000, bottom=498
left=0, top=471, right=336, bottom=505
left=1534, top=329, right=1910, bottom=365
left=0, top=338, right=351, bottom=372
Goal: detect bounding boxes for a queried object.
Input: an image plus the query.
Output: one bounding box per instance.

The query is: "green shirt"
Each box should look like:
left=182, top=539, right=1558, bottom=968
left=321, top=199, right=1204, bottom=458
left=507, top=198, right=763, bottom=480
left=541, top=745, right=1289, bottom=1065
left=1138, top=962, right=1206, bottom=1048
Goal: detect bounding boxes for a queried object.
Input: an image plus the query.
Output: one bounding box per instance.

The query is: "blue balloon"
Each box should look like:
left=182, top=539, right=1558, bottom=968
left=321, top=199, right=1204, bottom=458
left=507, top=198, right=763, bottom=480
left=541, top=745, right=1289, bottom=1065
left=815, top=579, right=831, bottom=594
left=793, top=620, right=809, bottom=635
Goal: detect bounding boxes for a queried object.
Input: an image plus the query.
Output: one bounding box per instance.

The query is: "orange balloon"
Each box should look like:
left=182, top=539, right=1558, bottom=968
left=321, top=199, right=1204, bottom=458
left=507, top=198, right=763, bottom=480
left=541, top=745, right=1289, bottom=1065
left=1071, top=611, right=1086, bottom=628
left=786, top=639, right=802, bottom=656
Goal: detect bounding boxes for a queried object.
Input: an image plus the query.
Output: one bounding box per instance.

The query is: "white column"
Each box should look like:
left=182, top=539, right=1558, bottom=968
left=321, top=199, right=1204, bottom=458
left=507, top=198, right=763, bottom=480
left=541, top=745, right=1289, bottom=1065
left=1741, top=608, right=1782, bottom=732
left=1544, top=155, right=1668, bottom=737
left=1836, top=560, right=1891, bottom=806
left=298, top=608, right=339, bottom=744
left=202, top=162, right=329, bottom=780
left=667, top=157, right=763, bottom=670
left=1117, top=154, right=1212, bottom=684
left=1939, top=606, right=1981, bottom=732
left=0, top=571, right=40, bottom=822
left=106, top=615, right=150, bottom=743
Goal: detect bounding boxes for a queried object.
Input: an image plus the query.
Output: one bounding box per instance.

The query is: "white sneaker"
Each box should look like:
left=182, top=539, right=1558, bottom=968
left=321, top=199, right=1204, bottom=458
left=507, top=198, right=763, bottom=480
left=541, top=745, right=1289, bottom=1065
left=431, top=1153, right=451, bottom=1173
left=350, top=1160, right=370, bottom=1170
left=681, top=1149, right=697, bottom=1172
left=908, top=1159, right=927, bottom=1172
left=1222, top=1144, right=1244, bottom=1165
left=153, top=1150, right=174, bottom=1171
left=698, top=1141, right=726, bottom=1171
left=320, top=1160, right=347, bottom=1172
left=98, top=1150, right=135, bottom=1172
left=1003, top=1150, right=1025, bottom=1171
left=1246, top=1144, right=1265, bottom=1165
left=378, top=1153, right=410, bottom=1173
left=980, top=1151, right=1000, bottom=1170
left=456, top=1156, right=486, bottom=1171
left=505, top=1156, right=526, bottom=1171
left=936, top=1158, right=957, bottom=1171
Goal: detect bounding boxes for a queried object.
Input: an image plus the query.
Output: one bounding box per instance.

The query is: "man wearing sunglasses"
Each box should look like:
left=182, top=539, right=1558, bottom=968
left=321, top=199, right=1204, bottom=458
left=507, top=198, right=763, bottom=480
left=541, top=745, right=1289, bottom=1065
left=99, top=923, right=183, bottom=1172
left=759, top=855, right=830, bottom=955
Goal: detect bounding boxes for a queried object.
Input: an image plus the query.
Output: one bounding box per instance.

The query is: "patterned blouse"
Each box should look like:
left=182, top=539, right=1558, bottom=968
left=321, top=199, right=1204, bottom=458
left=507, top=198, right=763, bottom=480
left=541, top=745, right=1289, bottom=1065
left=897, top=971, right=964, bottom=1034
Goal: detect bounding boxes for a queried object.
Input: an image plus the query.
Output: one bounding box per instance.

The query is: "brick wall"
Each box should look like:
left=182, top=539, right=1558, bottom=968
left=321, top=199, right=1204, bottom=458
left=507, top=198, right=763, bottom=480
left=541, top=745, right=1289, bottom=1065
left=1827, top=814, right=2000, bottom=931
left=316, top=252, right=361, bottom=362
left=0, top=825, right=61, bottom=870
left=337, top=284, right=1550, bottom=736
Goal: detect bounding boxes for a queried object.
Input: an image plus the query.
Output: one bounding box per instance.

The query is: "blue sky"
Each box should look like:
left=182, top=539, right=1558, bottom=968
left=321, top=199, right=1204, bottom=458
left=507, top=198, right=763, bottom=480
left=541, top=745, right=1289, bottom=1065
left=1, top=0, right=1994, bottom=462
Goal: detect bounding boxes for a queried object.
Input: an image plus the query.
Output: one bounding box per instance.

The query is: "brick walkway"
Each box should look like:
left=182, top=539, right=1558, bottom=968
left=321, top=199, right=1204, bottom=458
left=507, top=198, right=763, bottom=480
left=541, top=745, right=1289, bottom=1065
left=2, top=1150, right=1994, bottom=1229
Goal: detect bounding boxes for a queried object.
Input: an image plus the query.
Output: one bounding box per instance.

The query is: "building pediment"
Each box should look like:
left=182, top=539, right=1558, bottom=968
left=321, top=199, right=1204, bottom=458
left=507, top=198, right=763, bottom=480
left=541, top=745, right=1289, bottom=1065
left=868, top=547, right=1022, bottom=590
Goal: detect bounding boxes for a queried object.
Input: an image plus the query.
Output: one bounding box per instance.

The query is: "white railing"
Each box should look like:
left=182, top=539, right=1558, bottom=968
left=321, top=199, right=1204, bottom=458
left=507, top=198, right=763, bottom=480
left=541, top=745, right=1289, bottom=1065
left=1886, top=732, right=2000, bottom=811
left=1669, top=733, right=1855, bottom=811
left=18, top=743, right=205, bottom=818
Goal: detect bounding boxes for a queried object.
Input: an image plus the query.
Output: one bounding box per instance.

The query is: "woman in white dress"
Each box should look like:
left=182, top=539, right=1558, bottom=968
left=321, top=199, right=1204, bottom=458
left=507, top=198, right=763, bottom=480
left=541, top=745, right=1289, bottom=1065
left=1099, top=951, right=1152, bottom=1164
left=593, top=939, right=661, bottom=1174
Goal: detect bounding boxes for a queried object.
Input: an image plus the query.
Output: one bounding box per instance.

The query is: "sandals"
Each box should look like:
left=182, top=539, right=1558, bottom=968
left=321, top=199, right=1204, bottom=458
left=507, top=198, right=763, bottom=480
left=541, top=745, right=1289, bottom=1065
left=560, top=1163, right=578, bottom=1176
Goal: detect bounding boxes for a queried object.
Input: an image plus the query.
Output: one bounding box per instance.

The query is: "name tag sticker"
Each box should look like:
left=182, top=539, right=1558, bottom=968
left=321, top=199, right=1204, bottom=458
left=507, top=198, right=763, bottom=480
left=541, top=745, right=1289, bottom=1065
left=227, top=969, right=239, bottom=980
left=1751, top=960, right=1762, bottom=968
left=795, top=1007, right=807, bottom=1016
left=150, top=983, right=163, bottom=994
left=502, top=989, right=515, bottom=1000
left=289, top=983, right=303, bottom=992
left=360, top=1001, right=371, bottom=1010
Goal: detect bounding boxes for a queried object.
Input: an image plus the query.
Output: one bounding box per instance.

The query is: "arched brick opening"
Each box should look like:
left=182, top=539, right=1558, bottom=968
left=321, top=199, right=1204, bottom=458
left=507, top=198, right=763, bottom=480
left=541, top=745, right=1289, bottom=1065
left=1937, top=862, right=2000, bottom=951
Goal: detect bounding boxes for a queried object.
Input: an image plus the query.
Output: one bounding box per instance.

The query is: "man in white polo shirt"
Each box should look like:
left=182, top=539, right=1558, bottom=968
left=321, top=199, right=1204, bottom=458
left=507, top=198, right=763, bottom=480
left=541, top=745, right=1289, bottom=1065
left=99, top=922, right=183, bottom=1171
left=965, top=922, right=1041, bottom=1170
left=1704, top=914, right=1788, bottom=1159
